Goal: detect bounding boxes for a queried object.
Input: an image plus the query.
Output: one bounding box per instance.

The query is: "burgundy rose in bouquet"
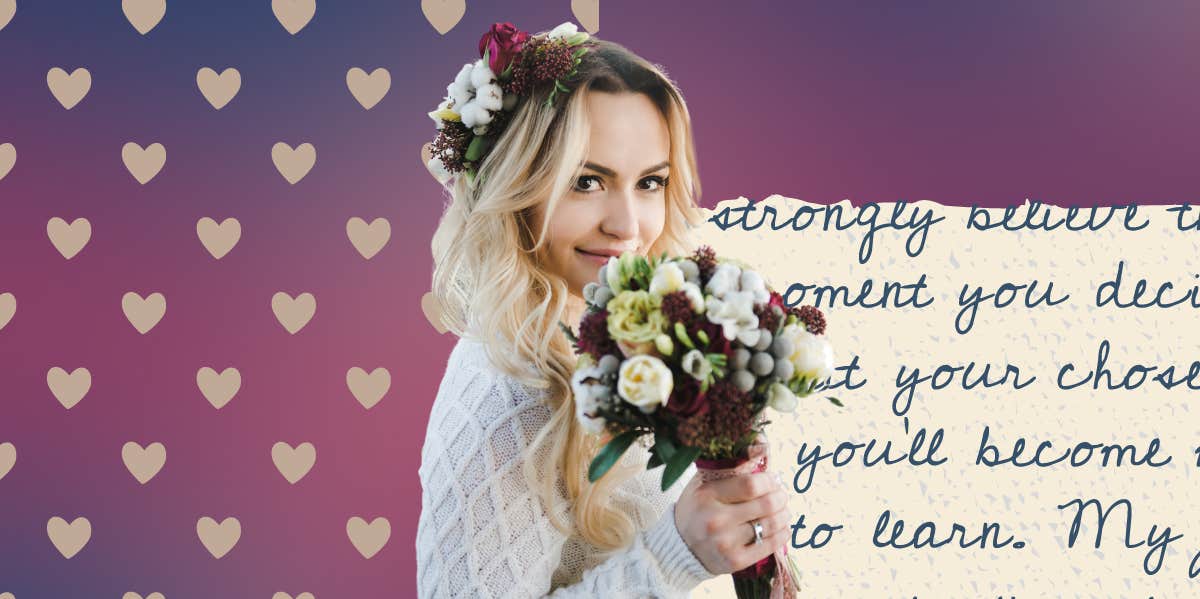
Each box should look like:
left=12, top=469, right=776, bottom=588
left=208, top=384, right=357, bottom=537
left=560, top=245, right=843, bottom=599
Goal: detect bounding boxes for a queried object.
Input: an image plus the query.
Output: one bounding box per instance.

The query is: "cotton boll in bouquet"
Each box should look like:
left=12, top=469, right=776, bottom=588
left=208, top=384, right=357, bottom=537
left=560, top=245, right=843, bottom=599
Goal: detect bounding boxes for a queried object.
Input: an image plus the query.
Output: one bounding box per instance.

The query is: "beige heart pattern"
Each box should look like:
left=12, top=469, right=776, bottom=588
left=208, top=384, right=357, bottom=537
left=571, top=0, right=599, bottom=34
left=196, top=367, right=241, bottom=409
left=272, top=593, right=315, bottom=599
left=346, top=367, right=390, bottom=409
left=122, top=0, right=165, bottom=34
left=0, top=442, right=15, bottom=481
left=421, top=291, right=448, bottom=334
left=196, top=217, right=241, bottom=259
left=421, top=0, right=464, bottom=35
left=122, top=441, right=166, bottom=484
left=272, top=441, right=316, bottom=484
left=197, top=516, right=241, bottom=558
left=122, top=291, right=166, bottom=334
left=196, top=67, right=241, bottom=109
left=47, top=367, right=91, bottom=409
left=272, top=292, right=316, bottom=334
left=271, top=142, right=315, bottom=184
left=46, top=217, right=91, bottom=259
left=346, top=516, right=391, bottom=558
left=47, top=516, right=91, bottom=558
left=0, top=292, right=14, bottom=331
left=122, top=593, right=166, bottom=599
left=346, top=217, right=390, bottom=259
left=346, top=67, right=390, bottom=109
left=47, top=67, right=91, bottom=109
left=122, top=142, right=166, bottom=184
left=0, top=0, right=15, bottom=33
left=0, top=142, right=15, bottom=181
left=271, top=0, right=315, bottom=35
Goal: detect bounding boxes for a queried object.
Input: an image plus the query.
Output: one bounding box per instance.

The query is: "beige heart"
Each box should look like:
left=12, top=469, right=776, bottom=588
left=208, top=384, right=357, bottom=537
left=196, top=367, right=241, bottom=409
left=420, top=291, right=448, bottom=334
left=0, top=0, right=15, bottom=33
left=571, top=0, right=599, bottom=34
left=346, top=516, right=390, bottom=559
left=122, top=142, right=166, bottom=184
left=0, top=442, right=15, bottom=481
left=122, top=593, right=166, bottom=599
left=0, top=292, right=14, bottom=331
left=46, top=217, right=91, bottom=259
left=345, top=217, right=390, bottom=259
left=46, top=67, right=91, bottom=110
left=196, top=67, right=241, bottom=110
left=196, top=516, right=241, bottom=558
left=420, top=0, right=464, bottom=35
left=47, top=366, right=91, bottom=409
left=272, top=593, right=315, bottom=599
left=346, top=367, right=390, bottom=409
left=271, top=441, right=316, bottom=484
left=271, top=0, right=315, bottom=35
left=196, top=217, right=241, bottom=259
left=122, top=291, right=166, bottom=334
left=346, top=67, right=390, bottom=110
left=122, top=441, right=166, bottom=484
left=271, top=142, right=315, bottom=184
left=47, top=516, right=91, bottom=558
left=272, top=292, right=315, bottom=334
left=122, top=0, right=165, bottom=34
left=0, top=142, right=15, bottom=181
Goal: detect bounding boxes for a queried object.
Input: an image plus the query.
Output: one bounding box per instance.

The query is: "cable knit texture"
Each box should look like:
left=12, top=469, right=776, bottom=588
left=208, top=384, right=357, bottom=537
left=417, top=335, right=716, bottom=598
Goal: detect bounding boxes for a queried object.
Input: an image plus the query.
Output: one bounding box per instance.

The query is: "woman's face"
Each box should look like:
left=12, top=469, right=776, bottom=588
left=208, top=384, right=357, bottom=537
left=533, top=91, right=671, bottom=299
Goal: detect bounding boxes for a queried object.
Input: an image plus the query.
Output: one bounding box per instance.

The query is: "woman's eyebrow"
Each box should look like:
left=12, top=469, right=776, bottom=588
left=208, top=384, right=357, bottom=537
left=583, top=160, right=670, bottom=177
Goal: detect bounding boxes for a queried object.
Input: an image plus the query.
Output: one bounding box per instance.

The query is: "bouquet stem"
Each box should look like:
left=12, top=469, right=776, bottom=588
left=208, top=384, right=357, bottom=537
left=694, top=437, right=800, bottom=599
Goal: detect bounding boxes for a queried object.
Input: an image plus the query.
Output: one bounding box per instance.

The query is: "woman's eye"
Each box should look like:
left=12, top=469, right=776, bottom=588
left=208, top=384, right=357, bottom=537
left=573, top=175, right=601, bottom=192
left=640, top=176, right=669, bottom=192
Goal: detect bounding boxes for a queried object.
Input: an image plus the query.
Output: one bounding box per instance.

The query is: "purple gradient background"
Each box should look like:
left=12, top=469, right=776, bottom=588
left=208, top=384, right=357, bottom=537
left=0, top=1, right=1198, bottom=596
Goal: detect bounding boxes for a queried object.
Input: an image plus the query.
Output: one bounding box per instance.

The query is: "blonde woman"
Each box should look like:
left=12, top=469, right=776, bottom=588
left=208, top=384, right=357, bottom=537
left=417, top=22, right=793, bottom=598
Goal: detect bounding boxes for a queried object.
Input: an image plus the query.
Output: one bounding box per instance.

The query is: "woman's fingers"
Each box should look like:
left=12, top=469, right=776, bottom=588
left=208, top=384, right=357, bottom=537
left=723, top=486, right=788, bottom=527
left=704, top=471, right=777, bottom=504
left=728, top=520, right=790, bottom=571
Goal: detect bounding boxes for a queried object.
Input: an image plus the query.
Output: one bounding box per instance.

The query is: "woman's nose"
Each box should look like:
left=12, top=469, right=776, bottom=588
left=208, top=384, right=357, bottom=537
left=599, top=188, right=640, bottom=241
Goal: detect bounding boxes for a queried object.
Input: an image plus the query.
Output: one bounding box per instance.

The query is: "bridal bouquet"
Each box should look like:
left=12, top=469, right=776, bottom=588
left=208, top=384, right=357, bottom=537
left=560, top=245, right=841, bottom=599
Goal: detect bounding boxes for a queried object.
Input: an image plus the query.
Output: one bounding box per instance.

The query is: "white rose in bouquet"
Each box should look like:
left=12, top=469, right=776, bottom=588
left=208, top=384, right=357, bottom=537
left=778, top=323, right=835, bottom=382
left=617, top=354, right=673, bottom=413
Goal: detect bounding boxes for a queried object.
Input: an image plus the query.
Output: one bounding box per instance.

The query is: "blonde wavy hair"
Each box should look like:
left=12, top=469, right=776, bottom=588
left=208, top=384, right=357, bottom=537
left=430, top=33, right=705, bottom=553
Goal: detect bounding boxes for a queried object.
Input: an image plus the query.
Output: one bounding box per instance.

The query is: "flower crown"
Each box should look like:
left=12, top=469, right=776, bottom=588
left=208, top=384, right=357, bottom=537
left=426, top=21, right=593, bottom=187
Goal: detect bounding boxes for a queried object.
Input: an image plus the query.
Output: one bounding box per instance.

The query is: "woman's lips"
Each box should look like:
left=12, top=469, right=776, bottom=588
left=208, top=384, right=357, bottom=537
left=576, top=248, right=612, bottom=265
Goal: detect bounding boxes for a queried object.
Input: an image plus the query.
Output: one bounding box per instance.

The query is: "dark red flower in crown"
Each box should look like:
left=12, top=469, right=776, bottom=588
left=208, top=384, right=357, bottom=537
left=478, top=22, right=530, bottom=74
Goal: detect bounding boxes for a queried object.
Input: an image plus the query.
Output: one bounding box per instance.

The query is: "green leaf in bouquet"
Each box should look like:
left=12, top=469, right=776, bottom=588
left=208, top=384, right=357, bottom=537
left=558, top=320, right=579, bottom=345
left=653, top=432, right=677, bottom=462
left=696, top=329, right=709, bottom=346
left=661, top=445, right=702, bottom=492
left=588, top=430, right=640, bottom=482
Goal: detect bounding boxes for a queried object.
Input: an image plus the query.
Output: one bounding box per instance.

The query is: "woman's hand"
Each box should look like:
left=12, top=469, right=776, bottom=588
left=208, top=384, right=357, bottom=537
left=673, top=470, right=792, bottom=574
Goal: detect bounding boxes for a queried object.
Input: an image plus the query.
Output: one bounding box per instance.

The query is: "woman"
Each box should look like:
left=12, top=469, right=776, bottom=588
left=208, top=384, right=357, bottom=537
left=417, top=21, right=792, bottom=597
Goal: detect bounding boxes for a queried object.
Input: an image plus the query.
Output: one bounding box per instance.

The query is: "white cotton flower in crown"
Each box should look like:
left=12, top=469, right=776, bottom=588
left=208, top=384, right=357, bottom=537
left=470, top=58, right=496, bottom=89
left=778, top=323, right=835, bottom=382
left=458, top=99, right=493, bottom=129
left=447, top=81, right=472, bottom=111
left=704, top=262, right=743, bottom=299
left=649, top=262, right=685, bottom=297
left=767, top=382, right=798, bottom=412
left=617, top=354, right=673, bottom=414
left=548, top=21, right=579, bottom=40
left=704, top=289, right=759, bottom=342
left=427, top=156, right=453, bottom=184
left=475, top=83, right=504, bottom=112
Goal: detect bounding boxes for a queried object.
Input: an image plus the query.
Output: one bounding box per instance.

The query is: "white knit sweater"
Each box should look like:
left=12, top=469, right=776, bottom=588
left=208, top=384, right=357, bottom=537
left=416, top=335, right=716, bottom=598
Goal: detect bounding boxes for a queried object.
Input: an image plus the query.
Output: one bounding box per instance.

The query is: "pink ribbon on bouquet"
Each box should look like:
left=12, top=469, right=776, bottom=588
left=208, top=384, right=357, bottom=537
left=694, top=437, right=800, bottom=599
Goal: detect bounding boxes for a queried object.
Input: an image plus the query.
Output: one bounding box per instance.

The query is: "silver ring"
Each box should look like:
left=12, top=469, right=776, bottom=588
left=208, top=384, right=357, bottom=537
left=750, top=520, right=764, bottom=545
